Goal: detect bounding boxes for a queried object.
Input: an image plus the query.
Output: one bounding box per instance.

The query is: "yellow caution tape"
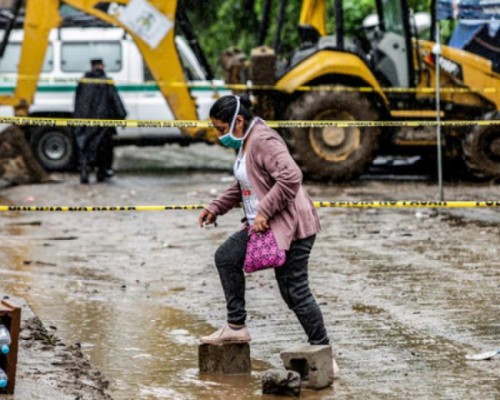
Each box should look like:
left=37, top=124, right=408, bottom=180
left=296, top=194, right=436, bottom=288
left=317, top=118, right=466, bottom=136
left=272, top=120, right=500, bottom=128
left=288, top=85, right=499, bottom=94
left=0, top=116, right=200, bottom=129
left=5, top=75, right=498, bottom=93
left=0, top=205, right=205, bottom=212
left=78, top=78, right=116, bottom=85
left=312, top=201, right=500, bottom=208
left=1, top=116, right=499, bottom=129
left=1, top=201, right=498, bottom=212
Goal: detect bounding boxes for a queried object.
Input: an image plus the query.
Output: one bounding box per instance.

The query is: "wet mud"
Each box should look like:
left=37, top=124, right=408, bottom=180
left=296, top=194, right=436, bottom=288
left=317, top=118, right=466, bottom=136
left=0, top=144, right=499, bottom=399
left=0, top=298, right=112, bottom=400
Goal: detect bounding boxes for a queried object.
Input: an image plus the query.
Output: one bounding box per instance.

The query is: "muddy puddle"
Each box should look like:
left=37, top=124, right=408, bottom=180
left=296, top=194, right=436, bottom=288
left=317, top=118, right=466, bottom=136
left=19, top=292, right=268, bottom=399
left=0, top=144, right=499, bottom=399
left=0, top=240, right=335, bottom=400
left=0, top=222, right=257, bottom=400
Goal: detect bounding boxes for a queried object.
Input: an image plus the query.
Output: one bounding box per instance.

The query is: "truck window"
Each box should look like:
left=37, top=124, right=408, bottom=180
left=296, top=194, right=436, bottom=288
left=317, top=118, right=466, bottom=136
left=0, top=43, right=54, bottom=73
left=178, top=50, right=203, bottom=81
left=381, top=0, right=404, bottom=35
left=175, top=37, right=206, bottom=81
left=61, top=41, right=122, bottom=72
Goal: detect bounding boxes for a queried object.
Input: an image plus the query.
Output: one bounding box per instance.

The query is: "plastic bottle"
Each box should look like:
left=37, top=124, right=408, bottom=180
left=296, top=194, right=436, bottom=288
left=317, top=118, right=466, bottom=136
left=0, top=325, right=11, bottom=355
left=0, top=368, right=7, bottom=388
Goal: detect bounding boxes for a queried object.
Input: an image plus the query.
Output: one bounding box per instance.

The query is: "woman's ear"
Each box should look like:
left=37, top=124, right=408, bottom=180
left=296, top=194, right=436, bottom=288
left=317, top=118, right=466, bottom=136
left=235, top=116, right=245, bottom=135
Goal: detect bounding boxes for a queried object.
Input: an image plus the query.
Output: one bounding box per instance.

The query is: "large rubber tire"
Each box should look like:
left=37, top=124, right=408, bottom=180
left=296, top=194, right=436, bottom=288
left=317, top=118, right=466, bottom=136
left=284, top=91, right=381, bottom=182
left=462, top=111, right=500, bottom=179
left=29, top=126, right=76, bottom=171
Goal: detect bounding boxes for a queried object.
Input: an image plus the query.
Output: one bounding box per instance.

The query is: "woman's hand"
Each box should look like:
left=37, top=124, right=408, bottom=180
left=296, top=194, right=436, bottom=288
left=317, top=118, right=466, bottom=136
left=198, top=209, right=217, bottom=228
left=253, top=213, right=269, bottom=232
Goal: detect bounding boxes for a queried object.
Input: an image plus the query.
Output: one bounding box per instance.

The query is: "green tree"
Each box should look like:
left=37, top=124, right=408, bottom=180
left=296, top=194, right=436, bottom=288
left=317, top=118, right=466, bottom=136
left=183, top=0, right=431, bottom=78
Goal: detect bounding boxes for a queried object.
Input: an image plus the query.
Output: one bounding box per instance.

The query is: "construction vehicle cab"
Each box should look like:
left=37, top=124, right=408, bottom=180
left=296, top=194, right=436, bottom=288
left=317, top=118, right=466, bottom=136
left=251, top=0, right=499, bottom=181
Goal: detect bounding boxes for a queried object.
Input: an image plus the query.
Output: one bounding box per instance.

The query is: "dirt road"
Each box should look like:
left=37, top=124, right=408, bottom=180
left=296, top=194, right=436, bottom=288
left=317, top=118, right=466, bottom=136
left=0, top=144, right=499, bottom=399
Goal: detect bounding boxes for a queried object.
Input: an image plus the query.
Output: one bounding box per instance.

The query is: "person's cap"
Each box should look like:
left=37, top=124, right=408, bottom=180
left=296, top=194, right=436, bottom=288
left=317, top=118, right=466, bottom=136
left=90, top=58, right=104, bottom=66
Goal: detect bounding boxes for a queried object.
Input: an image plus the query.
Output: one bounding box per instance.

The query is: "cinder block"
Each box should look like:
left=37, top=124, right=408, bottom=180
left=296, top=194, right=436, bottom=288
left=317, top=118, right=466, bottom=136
left=280, top=344, right=334, bottom=389
left=262, top=369, right=301, bottom=397
left=199, top=343, right=251, bottom=374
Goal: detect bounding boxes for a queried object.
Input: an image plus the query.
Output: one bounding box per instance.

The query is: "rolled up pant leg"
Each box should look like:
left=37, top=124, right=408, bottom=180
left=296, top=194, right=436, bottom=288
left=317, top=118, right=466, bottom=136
left=275, top=235, right=329, bottom=345
left=214, top=230, right=248, bottom=325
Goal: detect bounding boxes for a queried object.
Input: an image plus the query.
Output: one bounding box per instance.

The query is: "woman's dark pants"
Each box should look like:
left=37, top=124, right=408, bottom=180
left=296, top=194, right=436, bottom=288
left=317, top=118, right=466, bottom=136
left=214, top=230, right=329, bottom=345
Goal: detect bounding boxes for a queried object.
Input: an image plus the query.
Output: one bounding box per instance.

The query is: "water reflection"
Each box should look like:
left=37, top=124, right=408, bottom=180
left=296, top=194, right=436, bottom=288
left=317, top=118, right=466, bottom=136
left=0, top=224, right=271, bottom=400
left=0, top=196, right=326, bottom=399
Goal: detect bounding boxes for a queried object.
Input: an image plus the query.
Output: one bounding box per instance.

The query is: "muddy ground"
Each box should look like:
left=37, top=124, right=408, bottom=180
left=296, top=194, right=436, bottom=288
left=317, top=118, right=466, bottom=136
left=0, top=298, right=112, bottom=400
left=0, top=144, right=499, bottom=399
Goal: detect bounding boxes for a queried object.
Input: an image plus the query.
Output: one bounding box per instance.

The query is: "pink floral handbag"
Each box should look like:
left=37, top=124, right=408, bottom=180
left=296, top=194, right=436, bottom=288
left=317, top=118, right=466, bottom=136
left=244, top=228, right=286, bottom=273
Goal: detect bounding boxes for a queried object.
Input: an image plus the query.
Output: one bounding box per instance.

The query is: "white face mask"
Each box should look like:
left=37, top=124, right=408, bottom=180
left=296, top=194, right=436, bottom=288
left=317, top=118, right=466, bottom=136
left=219, top=96, right=242, bottom=149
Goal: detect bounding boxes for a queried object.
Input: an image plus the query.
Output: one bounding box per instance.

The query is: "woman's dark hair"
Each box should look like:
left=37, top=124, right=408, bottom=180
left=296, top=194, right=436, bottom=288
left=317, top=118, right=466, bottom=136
left=209, top=94, right=254, bottom=124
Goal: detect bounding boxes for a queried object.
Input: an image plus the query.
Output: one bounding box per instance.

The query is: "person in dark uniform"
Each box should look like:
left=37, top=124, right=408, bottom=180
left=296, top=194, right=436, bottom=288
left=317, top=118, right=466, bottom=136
left=74, top=59, right=127, bottom=184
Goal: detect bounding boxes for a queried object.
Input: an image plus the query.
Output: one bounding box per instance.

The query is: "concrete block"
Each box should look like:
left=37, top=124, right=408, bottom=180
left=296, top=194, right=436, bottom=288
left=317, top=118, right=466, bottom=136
left=198, top=343, right=251, bottom=374
left=262, top=369, right=301, bottom=397
left=280, top=344, right=334, bottom=389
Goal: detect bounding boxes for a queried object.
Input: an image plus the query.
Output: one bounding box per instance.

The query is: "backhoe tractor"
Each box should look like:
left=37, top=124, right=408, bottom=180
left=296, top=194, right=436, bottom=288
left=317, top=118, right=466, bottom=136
left=248, top=0, right=499, bottom=181
left=0, top=0, right=222, bottom=171
left=1, top=0, right=498, bottom=181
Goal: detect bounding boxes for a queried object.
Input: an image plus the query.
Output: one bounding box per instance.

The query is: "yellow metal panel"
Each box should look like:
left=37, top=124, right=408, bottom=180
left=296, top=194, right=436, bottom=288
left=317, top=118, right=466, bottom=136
left=299, top=0, right=327, bottom=36
left=391, top=110, right=444, bottom=118
left=2, top=0, right=61, bottom=115
left=417, top=40, right=499, bottom=110
left=276, top=51, right=388, bottom=105
left=393, top=140, right=437, bottom=146
left=442, top=45, right=500, bottom=109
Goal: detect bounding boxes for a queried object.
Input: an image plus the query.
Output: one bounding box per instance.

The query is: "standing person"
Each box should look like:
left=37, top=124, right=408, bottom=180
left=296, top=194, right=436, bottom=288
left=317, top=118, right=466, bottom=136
left=74, top=59, right=127, bottom=184
left=198, top=95, right=338, bottom=375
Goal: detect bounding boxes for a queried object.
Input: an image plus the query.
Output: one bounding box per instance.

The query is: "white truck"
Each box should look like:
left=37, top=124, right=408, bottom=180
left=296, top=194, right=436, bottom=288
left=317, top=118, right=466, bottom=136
left=0, top=26, right=226, bottom=171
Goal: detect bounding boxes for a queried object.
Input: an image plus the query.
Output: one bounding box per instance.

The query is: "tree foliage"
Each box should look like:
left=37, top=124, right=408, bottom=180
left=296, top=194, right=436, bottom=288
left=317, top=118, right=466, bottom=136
left=183, top=0, right=430, bottom=78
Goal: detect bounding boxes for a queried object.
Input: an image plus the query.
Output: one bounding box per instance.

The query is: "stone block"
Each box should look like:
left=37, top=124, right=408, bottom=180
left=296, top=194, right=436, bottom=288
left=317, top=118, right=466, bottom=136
left=198, top=343, right=251, bottom=374
left=262, top=369, right=301, bottom=397
left=280, top=344, right=334, bottom=389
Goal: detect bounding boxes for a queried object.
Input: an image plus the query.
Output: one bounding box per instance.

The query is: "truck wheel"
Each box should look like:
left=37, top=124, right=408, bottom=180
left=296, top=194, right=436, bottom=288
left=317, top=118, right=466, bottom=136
left=29, top=126, right=76, bottom=171
left=462, top=111, right=500, bottom=179
left=284, top=91, right=381, bottom=181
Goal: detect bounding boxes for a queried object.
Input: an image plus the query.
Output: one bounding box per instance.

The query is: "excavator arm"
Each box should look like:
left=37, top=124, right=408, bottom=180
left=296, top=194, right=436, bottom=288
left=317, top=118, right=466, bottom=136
left=0, top=0, right=60, bottom=114
left=0, top=0, right=200, bottom=134
left=299, top=0, right=327, bottom=36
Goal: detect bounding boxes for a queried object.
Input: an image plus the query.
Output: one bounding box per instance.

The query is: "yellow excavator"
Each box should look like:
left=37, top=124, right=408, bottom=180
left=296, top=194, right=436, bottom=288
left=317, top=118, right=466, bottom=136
left=0, top=0, right=499, bottom=181
left=249, top=0, right=499, bottom=180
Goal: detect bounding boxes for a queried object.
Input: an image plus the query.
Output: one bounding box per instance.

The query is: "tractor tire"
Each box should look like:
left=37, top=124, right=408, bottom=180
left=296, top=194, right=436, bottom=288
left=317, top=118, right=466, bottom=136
left=284, top=91, right=381, bottom=182
left=462, top=111, right=500, bottom=179
left=29, top=126, right=76, bottom=171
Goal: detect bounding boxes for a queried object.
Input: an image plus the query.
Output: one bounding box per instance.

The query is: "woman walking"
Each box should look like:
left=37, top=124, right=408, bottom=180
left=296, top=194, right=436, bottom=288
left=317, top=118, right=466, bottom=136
left=198, top=95, right=334, bottom=365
